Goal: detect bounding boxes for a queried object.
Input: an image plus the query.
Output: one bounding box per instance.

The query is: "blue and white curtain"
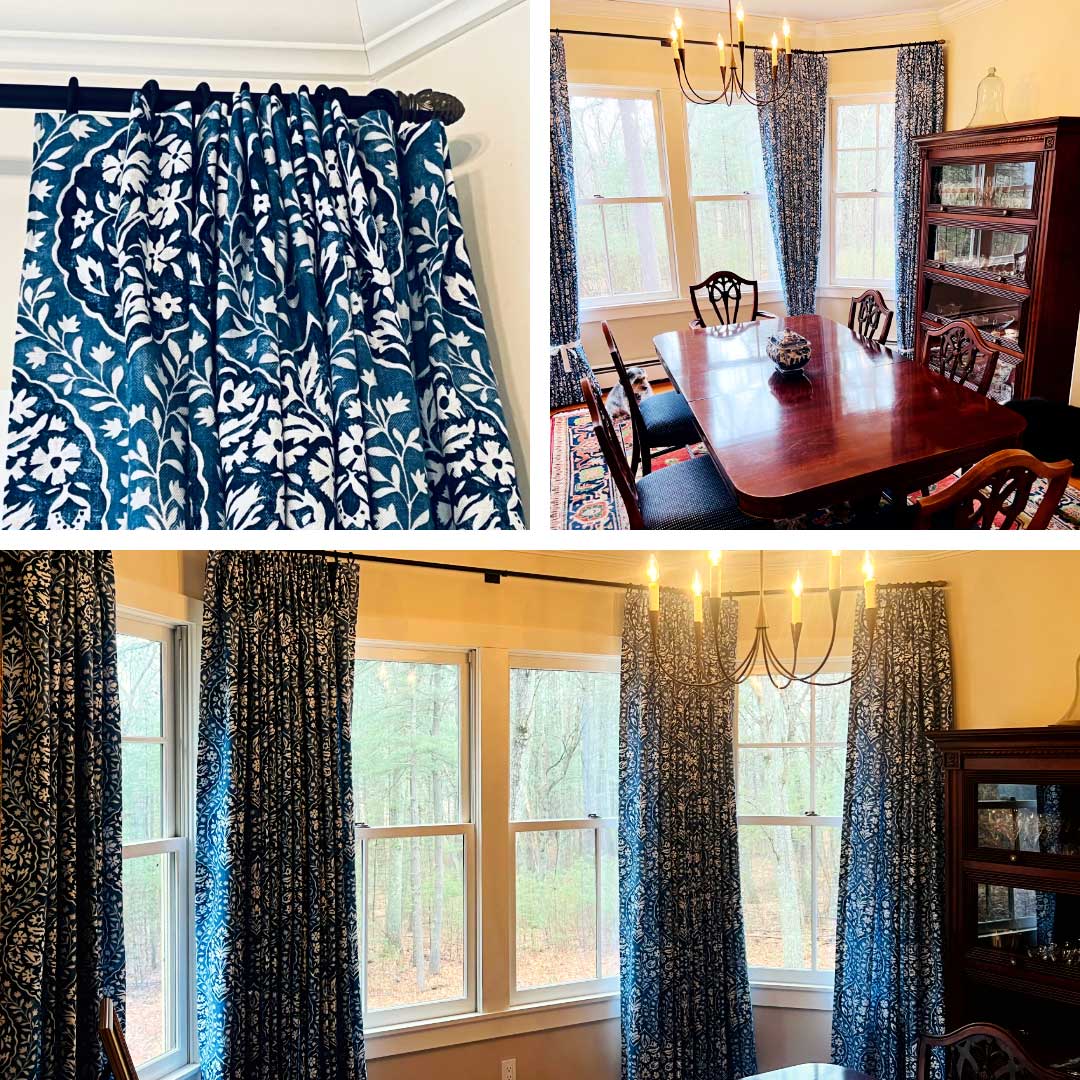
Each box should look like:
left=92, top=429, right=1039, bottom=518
left=620, top=588, right=757, bottom=1080
left=195, top=551, right=365, bottom=1080
left=894, top=44, right=945, bottom=354
left=832, top=585, right=953, bottom=1080
left=755, top=51, right=828, bottom=316
left=550, top=33, right=601, bottom=410
left=0, top=551, right=125, bottom=1080
left=4, top=89, right=522, bottom=530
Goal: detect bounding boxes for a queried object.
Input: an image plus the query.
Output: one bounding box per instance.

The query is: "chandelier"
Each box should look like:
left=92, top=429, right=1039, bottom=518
left=645, top=550, right=878, bottom=689
left=668, top=4, right=795, bottom=108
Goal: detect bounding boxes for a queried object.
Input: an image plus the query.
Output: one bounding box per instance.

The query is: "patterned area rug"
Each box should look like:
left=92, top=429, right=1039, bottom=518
left=550, top=406, right=1080, bottom=531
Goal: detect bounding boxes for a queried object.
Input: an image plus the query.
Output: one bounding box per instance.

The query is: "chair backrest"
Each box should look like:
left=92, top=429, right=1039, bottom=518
left=918, top=318, right=1000, bottom=397
left=690, top=270, right=761, bottom=327
left=581, top=378, right=645, bottom=529
left=913, top=448, right=1073, bottom=530
left=601, top=321, right=646, bottom=475
left=848, top=288, right=894, bottom=344
left=99, top=998, right=140, bottom=1080
left=916, top=1023, right=1062, bottom=1080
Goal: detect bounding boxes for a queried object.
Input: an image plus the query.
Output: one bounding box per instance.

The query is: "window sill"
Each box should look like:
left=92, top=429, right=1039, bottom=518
left=155, top=1064, right=200, bottom=1080
left=750, top=980, right=834, bottom=1011
left=581, top=291, right=784, bottom=325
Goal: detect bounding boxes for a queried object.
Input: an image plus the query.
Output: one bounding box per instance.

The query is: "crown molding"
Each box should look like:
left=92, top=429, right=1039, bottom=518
left=939, top=0, right=1007, bottom=24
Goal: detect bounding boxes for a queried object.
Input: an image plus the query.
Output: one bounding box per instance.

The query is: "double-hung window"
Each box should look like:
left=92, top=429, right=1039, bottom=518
left=831, top=98, right=896, bottom=285
left=351, top=646, right=476, bottom=1027
left=570, top=88, right=676, bottom=305
left=686, top=101, right=778, bottom=286
left=117, top=617, right=192, bottom=1079
left=509, top=655, right=621, bottom=1003
left=735, top=672, right=850, bottom=983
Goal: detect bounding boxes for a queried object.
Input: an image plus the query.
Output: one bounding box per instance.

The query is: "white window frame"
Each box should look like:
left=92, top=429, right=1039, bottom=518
left=117, top=612, right=196, bottom=1080
left=569, top=85, right=679, bottom=309
left=507, top=652, right=621, bottom=1007
left=734, top=659, right=850, bottom=991
left=827, top=94, right=896, bottom=292
left=354, top=644, right=477, bottom=1030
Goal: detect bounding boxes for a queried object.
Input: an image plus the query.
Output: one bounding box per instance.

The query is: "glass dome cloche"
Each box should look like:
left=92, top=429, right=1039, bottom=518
left=967, top=67, right=1008, bottom=128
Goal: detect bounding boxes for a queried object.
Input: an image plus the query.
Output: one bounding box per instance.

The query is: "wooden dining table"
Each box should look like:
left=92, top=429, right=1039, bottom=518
left=653, top=314, right=1027, bottom=520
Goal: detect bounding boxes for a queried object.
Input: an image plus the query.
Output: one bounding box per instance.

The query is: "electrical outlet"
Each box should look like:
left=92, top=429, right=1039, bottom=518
left=501, top=1059, right=516, bottom=1080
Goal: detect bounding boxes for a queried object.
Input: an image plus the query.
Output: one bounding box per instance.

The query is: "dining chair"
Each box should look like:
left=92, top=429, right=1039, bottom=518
left=99, top=998, right=141, bottom=1080
left=847, top=288, right=894, bottom=345
left=581, top=378, right=766, bottom=530
left=912, top=448, right=1073, bottom=530
left=916, top=1022, right=1061, bottom=1080
left=918, top=318, right=1000, bottom=398
left=1005, top=397, right=1080, bottom=473
left=689, top=270, right=776, bottom=328
left=601, top=321, right=699, bottom=475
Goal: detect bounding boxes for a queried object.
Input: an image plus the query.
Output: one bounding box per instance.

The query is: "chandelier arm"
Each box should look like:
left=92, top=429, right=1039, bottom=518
left=709, top=607, right=764, bottom=687
left=677, top=57, right=727, bottom=105
left=783, top=608, right=842, bottom=685
left=761, top=632, right=797, bottom=690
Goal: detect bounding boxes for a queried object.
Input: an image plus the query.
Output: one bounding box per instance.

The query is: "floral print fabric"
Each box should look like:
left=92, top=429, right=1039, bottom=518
left=195, top=551, right=365, bottom=1080
left=619, top=588, right=757, bottom=1080
left=4, top=91, right=522, bottom=530
left=0, top=551, right=125, bottom=1080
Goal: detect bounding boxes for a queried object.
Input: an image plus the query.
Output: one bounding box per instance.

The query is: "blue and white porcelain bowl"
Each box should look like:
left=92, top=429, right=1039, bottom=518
left=766, top=330, right=812, bottom=375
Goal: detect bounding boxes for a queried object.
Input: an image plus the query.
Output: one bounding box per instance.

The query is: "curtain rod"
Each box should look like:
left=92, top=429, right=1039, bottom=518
left=317, top=551, right=947, bottom=598
left=0, top=79, right=466, bottom=126
left=551, top=26, right=945, bottom=56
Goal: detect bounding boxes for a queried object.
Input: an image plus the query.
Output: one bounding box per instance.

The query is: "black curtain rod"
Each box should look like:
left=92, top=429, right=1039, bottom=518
left=552, top=26, right=945, bottom=56
left=316, top=551, right=947, bottom=598
left=0, top=79, right=466, bottom=127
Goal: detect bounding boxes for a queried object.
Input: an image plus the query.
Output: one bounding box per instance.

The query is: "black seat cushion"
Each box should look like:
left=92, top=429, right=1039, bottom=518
left=638, top=390, right=700, bottom=450
left=1005, top=397, right=1080, bottom=471
left=635, top=454, right=768, bottom=530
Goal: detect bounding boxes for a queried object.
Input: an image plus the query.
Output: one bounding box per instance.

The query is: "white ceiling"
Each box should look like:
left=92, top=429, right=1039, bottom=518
left=600, top=0, right=970, bottom=23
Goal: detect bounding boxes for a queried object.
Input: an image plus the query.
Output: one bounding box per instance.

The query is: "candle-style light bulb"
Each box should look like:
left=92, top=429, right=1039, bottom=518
left=674, top=9, right=684, bottom=48
left=647, top=555, right=660, bottom=612
left=862, top=551, right=877, bottom=610
left=771, top=32, right=779, bottom=69
left=736, top=3, right=745, bottom=42
left=791, top=571, right=803, bottom=626
left=692, top=572, right=704, bottom=624
left=716, top=31, right=725, bottom=56
left=708, top=549, right=722, bottom=597
left=783, top=18, right=791, bottom=53
left=828, top=549, right=841, bottom=592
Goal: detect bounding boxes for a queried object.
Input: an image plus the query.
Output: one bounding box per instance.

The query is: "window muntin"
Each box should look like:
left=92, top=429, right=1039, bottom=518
left=509, top=656, right=621, bottom=1003
left=570, top=89, right=677, bottom=304
left=736, top=673, right=850, bottom=981
left=352, top=646, right=475, bottom=1027
left=686, top=101, right=778, bottom=286
left=831, top=99, right=895, bottom=285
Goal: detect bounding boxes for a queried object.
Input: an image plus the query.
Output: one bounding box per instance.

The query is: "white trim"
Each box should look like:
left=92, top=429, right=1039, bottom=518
left=750, top=981, right=834, bottom=1011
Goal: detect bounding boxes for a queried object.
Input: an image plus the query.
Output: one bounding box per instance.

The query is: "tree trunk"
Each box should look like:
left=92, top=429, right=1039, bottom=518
left=409, top=690, right=427, bottom=990
left=617, top=98, right=661, bottom=293
left=430, top=668, right=444, bottom=977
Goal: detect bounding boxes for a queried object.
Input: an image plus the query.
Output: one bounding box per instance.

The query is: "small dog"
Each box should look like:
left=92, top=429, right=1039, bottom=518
left=606, top=367, right=654, bottom=420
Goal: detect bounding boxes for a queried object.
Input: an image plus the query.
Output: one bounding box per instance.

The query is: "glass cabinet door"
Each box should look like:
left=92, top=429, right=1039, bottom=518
left=930, top=160, right=1038, bottom=212
left=974, top=782, right=1080, bottom=857
left=973, top=879, right=1080, bottom=972
left=923, top=278, right=1025, bottom=349
left=926, top=224, right=1031, bottom=284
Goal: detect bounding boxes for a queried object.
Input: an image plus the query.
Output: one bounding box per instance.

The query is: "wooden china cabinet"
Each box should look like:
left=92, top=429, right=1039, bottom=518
left=913, top=118, right=1080, bottom=403
left=928, top=727, right=1080, bottom=1076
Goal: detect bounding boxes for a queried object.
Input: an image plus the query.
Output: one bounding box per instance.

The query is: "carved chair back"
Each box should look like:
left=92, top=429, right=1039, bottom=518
left=848, top=288, right=894, bottom=344
left=918, top=318, right=1001, bottom=398
left=601, top=321, right=647, bottom=476
left=916, top=1023, right=1063, bottom=1080
left=99, top=999, right=141, bottom=1080
left=690, top=270, right=763, bottom=327
left=581, top=377, right=645, bottom=529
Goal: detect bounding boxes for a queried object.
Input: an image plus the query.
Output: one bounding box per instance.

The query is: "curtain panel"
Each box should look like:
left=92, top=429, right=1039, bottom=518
left=832, top=585, right=953, bottom=1080
left=3, top=90, right=522, bottom=531
left=755, top=51, right=829, bottom=316
left=0, top=551, right=125, bottom=1080
left=619, top=588, right=757, bottom=1080
left=195, top=551, right=365, bottom=1080
left=894, top=44, right=946, bottom=354
left=549, top=33, right=601, bottom=410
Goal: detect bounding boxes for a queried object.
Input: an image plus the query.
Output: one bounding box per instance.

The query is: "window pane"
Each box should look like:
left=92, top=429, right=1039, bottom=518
left=695, top=199, right=752, bottom=281
left=750, top=198, right=778, bottom=283
left=836, top=149, right=877, bottom=193
left=815, top=681, right=850, bottom=744
left=877, top=148, right=895, bottom=193
left=878, top=102, right=895, bottom=147
left=601, top=202, right=672, bottom=297
left=363, top=835, right=466, bottom=1012
left=874, top=197, right=896, bottom=281
left=740, top=824, right=812, bottom=969
left=600, top=828, right=619, bottom=978
left=835, top=197, right=875, bottom=279
left=570, top=94, right=663, bottom=198
left=117, top=634, right=163, bottom=737
left=352, top=659, right=462, bottom=827
left=123, top=853, right=170, bottom=1065
left=815, top=746, right=846, bottom=816
left=122, top=743, right=163, bottom=843
left=737, top=676, right=810, bottom=743
left=836, top=104, right=877, bottom=149
left=509, top=667, right=620, bottom=820
left=815, top=826, right=842, bottom=971
left=515, top=829, right=597, bottom=989
left=738, top=748, right=811, bottom=815
left=576, top=203, right=610, bottom=299
left=687, top=102, right=765, bottom=196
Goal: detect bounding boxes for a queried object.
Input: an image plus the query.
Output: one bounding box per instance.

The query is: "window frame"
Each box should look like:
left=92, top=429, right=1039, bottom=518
left=827, top=93, right=897, bottom=292
left=569, top=84, right=680, bottom=309
left=734, top=659, right=850, bottom=990
left=507, top=651, right=621, bottom=1007
left=353, top=643, right=478, bottom=1031
left=116, top=612, right=196, bottom=1080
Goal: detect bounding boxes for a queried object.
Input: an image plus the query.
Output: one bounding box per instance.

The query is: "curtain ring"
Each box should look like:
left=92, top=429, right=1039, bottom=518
left=194, top=81, right=212, bottom=117
left=64, top=76, right=79, bottom=117
left=141, top=78, right=160, bottom=114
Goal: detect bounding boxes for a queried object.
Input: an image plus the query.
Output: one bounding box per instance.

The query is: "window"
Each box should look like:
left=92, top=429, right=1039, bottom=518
left=570, top=88, right=676, bottom=304
left=831, top=98, right=896, bottom=284
left=509, top=655, right=620, bottom=1003
left=351, top=646, right=475, bottom=1026
left=686, top=101, right=778, bottom=285
left=117, top=618, right=191, bottom=1079
left=735, top=673, right=850, bottom=982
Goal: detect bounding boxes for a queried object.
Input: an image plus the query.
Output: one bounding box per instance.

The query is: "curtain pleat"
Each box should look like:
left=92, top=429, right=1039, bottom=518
left=0, top=551, right=125, bottom=1080
left=831, top=585, right=952, bottom=1080
left=195, top=551, right=365, bottom=1080
left=619, top=588, right=757, bottom=1080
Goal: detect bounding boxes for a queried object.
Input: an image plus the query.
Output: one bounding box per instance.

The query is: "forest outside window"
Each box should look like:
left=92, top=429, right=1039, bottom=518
left=351, top=646, right=476, bottom=1027
left=735, top=672, right=850, bottom=985
left=509, top=655, right=621, bottom=1004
